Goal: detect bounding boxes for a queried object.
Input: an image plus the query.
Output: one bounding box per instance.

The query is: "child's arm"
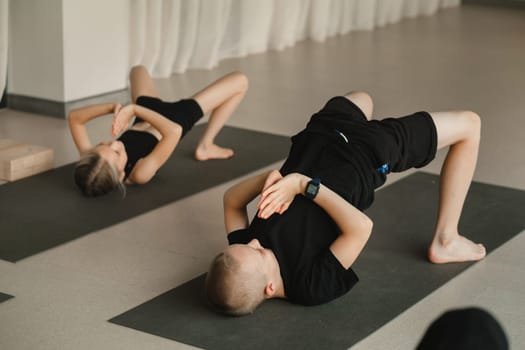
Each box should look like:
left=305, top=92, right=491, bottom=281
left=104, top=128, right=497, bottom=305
left=257, top=173, right=373, bottom=269
left=112, top=104, right=183, bottom=184
left=223, top=170, right=278, bottom=234
left=68, top=103, right=121, bottom=154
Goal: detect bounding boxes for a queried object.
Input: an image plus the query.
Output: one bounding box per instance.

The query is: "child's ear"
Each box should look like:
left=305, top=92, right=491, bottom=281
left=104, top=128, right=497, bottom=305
left=264, top=282, right=275, bottom=297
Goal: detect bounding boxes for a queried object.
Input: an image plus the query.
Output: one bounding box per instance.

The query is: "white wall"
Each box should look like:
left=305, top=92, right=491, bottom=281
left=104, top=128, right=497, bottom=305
left=62, top=0, right=129, bottom=101
left=0, top=0, right=8, bottom=98
left=8, top=0, right=65, bottom=101
left=8, top=0, right=129, bottom=103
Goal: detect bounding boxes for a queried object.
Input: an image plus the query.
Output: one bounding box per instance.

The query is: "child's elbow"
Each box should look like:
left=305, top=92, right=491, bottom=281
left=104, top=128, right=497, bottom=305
left=223, top=191, right=229, bottom=206
left=360, top=217, right=373, bottom=238
left=223, top=189, right=234, bottom=208
left=170, top=123, right=183, bottom=139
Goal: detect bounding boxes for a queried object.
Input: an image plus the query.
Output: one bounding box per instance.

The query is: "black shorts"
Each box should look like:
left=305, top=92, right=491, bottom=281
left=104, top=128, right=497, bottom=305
left=312, top=96, right=438, bottom=172
left=135, top=96, right=204, bottom=137
left=379, top=111, right=438, bottom=172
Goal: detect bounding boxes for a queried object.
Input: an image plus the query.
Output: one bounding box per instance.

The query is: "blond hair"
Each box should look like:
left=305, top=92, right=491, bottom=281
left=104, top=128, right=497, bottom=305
left=205, top=251, right=267, bottom=316
left=74, top=149, right=125, bottom=197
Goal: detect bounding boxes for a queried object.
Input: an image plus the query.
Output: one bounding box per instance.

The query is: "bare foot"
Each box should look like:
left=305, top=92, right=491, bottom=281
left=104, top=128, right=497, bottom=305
left=428, top=235, right=486, bottom=264
left=195, top=143, right=234, bottom=161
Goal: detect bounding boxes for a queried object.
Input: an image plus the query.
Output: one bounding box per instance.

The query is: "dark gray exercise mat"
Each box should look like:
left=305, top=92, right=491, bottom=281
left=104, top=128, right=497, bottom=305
left=0, top=292, right=13, bottom=303
left=0, top=125, right=289, bottom=262
left=109, top=172, right=525, bottom=350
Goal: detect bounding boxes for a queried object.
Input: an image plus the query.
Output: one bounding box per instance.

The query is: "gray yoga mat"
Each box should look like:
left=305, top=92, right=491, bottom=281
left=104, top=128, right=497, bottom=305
left=0, top=292, right=13, bottom=303
left=109, top=172, right=525, bottom=350
left=0, top=125, right=289, bottom=262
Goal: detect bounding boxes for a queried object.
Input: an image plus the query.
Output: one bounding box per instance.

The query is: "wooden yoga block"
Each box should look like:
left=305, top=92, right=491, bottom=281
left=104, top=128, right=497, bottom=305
left=0, top=139, right=54, bottom=181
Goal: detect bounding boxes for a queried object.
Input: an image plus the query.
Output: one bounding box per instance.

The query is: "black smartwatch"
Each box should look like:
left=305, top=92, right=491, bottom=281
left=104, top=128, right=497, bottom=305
left=304, top=178, right=321, bottom=200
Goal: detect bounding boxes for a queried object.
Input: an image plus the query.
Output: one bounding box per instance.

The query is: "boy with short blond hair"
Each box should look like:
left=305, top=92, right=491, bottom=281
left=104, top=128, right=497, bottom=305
left=206, top=92, right=484, bottom=316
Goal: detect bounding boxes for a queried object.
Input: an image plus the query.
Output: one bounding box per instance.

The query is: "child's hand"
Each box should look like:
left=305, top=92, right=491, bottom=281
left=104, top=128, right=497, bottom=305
left=112, top=104, right=135, bottom=137
left=113, top=103, right=122, bottom=117
left=257, top=173, right=303, bottom=219
left=262, top=170, right=283, bottom=192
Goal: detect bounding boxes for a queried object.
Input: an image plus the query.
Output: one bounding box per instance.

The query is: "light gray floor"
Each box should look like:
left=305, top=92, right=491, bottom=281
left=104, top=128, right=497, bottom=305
left=1, top=4, right=524, bottom=349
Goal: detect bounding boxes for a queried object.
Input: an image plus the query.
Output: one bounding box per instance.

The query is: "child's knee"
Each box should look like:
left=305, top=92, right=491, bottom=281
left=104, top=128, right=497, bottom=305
left=461, top=110, right=481, bottom=139
left=130, top=65, right=148, bottom=78
left=344, top=91, right=373, bottom=119
left=232, top=71, right=249, bottom=93
left=344, top=91, right=371, bottom=103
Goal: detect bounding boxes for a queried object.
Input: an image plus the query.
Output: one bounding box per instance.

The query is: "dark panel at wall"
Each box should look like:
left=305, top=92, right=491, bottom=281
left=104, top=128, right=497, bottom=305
left=464, top=0, right=525, bottom=8
left=0, top=84, right=6, bottom=109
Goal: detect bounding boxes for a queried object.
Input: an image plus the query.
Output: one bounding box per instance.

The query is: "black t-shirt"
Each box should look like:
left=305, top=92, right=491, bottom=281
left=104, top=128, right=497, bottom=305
left=228, top=196, right=359, bottom=306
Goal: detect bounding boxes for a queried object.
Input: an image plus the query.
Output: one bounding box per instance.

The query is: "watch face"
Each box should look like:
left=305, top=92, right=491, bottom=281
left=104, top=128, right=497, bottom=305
left=305, top=178, right=320, bottom=199
left=306, top=183, right=317, bottom=196
left=306, top=184, right=316, bottom=195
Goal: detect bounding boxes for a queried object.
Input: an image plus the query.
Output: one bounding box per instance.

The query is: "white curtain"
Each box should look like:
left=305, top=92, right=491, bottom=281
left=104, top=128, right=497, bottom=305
left=130, top=0, right=461, bottom=77
left=0, top=0, right=8, bottom=98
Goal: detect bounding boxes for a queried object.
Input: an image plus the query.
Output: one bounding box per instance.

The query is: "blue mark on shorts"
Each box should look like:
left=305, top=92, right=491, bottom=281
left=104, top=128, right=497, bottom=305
left=335, top=129, right=349, bottom=143
left=376, top=163, right=390, bottom=174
